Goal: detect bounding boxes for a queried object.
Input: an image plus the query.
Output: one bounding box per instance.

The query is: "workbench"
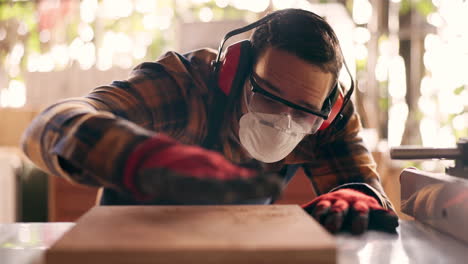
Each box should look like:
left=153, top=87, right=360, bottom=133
left=1, top=221, right=466, bottom=264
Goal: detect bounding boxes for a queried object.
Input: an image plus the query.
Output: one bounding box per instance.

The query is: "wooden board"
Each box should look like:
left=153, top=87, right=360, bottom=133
left=46, top=205, right=335, bottom=264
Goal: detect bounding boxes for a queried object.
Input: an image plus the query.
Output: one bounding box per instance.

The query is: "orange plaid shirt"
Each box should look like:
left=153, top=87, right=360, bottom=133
left=21, top=48, right=393, bottom=210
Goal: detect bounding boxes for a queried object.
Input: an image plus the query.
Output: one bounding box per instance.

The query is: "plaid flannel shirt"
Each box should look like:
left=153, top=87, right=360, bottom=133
left=21, top=48, right=394, bottom=210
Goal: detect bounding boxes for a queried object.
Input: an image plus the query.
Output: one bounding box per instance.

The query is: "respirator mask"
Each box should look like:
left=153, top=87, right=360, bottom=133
left=239, top=75, right=327, bottom=163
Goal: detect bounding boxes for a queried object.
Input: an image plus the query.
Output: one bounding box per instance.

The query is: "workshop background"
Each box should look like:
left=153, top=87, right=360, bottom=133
left=0, top=0, right=466, bottom=223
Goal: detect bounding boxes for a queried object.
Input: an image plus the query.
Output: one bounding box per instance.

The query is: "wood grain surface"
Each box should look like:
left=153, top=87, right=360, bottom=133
left=46, top=205, right=335, bottom=264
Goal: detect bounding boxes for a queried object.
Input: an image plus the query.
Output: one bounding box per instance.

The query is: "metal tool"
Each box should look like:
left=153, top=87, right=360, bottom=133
left=390, top=137, right=468, bottom=178
left=391, top=137, right=468, bottom=244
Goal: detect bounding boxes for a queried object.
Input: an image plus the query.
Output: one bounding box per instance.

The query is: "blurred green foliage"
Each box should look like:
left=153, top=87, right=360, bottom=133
left=379, top=97, right=389, bottom=111
left=454, top=86, right=465, bottom=95
left=400, top=0, right=435, bottom=16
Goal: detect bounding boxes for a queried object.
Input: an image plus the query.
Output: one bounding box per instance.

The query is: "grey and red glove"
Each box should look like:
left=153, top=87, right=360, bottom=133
left=123, top=134, right=283, bottom=203
left=302, top=188, right=398, bottom=235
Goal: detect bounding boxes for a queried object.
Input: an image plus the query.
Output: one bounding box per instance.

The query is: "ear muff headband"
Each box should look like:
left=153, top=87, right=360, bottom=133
left=213, top=9, right=354, bottom=131
left=319, top=85, right=344, bottom=130
left=217, top=40, right=252, bottom=95
left=212, top=11, right=291, bottom=74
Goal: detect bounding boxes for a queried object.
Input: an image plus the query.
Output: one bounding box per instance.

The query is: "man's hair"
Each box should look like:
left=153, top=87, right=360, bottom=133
left=250, top=8, right=343, bottom=81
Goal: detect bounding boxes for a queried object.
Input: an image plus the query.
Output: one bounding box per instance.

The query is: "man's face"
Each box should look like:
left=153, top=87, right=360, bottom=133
left=249, top=47, right=334, bottom=113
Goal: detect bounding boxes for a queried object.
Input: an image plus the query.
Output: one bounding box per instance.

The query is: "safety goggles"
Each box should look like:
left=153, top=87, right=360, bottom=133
left=246, top=75, right=327, bottom=135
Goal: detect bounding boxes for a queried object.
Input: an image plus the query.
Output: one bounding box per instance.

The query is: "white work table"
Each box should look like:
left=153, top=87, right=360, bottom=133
left=1, top=221, right=466, bottom=264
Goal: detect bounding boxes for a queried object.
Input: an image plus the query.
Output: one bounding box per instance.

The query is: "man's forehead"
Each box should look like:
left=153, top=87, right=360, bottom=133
left=252, top=47, right=334, bottom=110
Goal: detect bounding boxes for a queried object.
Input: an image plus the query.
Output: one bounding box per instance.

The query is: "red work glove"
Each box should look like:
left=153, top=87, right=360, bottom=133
left=123, top=134, right=283, bottom=203
left=302, top=189, right=398, bottom=235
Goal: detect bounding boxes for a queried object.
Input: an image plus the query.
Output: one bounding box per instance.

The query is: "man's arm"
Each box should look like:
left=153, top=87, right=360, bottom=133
left=293, top=101, right=394, bottom=210
left=288, top=100, right=398, bottom=234
left=21, top=50, right=283, bottom=202
left=21, top=48, right=214, bottom=190
left=21, top=80, right=157, bottom=191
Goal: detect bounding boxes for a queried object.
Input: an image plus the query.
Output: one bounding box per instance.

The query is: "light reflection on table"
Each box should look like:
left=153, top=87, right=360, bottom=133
left=337, top=221, right=468, bottom=264
left=1, top=221, right=467, bottom=264
left=0, top=223, right=73, bottom=264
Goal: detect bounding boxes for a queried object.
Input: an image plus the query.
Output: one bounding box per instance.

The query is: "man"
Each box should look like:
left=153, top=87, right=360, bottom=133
left=21, top=8, right=398, bottom=234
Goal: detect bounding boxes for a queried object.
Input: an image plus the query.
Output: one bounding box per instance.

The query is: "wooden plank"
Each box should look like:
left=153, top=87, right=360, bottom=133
left=46, top=205, right=335, bottom=264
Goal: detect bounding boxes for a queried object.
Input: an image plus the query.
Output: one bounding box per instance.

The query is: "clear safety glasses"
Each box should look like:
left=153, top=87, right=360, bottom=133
left=246, top=75, right=327, bottom=135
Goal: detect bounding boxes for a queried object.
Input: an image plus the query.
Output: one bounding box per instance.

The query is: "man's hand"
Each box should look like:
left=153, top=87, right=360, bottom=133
left=302, top=189, right=398, bottom=235
left=124, top=134, right=283, bottom=203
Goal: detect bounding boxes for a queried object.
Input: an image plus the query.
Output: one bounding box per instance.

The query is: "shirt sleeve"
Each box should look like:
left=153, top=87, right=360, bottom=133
left=20, top=60, right=190, bottom=191
left=21, top=87, right=157, bottom=191
left=290, top=101, right=395, bottom=211
left=21, top=49, right=217, bottom=194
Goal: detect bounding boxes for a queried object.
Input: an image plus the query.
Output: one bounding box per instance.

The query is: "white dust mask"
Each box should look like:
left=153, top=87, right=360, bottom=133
left=238, top=112, right=306, bottom=163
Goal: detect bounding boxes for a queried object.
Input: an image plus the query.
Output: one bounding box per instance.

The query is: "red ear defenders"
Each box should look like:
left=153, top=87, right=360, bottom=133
left=212, top=10, right=353, bottom=131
